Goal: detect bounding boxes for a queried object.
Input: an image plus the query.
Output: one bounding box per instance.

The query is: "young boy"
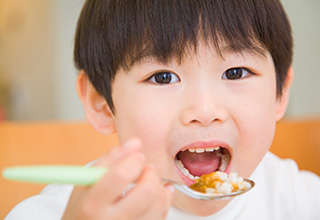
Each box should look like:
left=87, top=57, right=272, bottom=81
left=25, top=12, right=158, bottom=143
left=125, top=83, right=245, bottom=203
left=6, top=0, right=320, bottom=219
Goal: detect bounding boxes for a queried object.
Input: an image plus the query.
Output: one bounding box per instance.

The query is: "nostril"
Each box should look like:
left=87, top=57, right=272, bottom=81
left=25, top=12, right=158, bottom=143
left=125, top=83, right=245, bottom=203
left=181, top=103, right=228, bottom=126
left=189, top=117, right=220, bottom=126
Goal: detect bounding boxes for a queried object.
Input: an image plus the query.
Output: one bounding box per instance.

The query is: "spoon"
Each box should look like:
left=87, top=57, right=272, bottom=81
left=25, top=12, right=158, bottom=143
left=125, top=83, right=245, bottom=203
left=163, top=178, right=255, bottom=200
left=2, top=165, right=254, bottom=200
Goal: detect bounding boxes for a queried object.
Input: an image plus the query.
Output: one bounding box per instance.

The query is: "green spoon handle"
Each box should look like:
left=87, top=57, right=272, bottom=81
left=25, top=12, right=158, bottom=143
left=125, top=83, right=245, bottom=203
left=2, top=166, right=108, bottom=186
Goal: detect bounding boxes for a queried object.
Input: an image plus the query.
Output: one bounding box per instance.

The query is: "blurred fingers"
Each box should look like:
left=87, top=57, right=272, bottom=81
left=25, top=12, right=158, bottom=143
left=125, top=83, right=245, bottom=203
left=111, top=166, right=174, bottom=219
left=88, top=147, right=146, bottom=205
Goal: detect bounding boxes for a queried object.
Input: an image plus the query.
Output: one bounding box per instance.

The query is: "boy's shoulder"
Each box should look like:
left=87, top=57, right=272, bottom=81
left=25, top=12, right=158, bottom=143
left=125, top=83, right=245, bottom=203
left=248, top=151, right=320, bottom=219
left=254, top=151, right=319, bottom=192
left=257, top=151, right=318, bottom=178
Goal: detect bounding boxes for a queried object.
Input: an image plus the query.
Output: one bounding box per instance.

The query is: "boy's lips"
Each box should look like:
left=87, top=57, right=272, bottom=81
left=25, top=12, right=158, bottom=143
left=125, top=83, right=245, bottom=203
left=174, top=141, right=232, bottom=185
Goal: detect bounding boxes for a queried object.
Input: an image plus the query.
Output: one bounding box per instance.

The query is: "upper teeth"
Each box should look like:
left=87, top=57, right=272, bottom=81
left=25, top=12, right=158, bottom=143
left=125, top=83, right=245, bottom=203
left=187, top=146, right=221, bottom=153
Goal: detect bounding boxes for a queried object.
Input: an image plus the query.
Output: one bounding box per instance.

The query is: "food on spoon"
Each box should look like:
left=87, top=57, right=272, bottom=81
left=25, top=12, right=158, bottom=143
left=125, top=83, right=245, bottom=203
left=189, top=171, right=252, bottom=194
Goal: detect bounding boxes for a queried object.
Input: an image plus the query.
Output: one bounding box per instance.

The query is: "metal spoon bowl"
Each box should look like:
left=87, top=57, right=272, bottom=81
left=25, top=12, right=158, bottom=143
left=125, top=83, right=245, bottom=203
left=162, top=178, right=255, bottom=200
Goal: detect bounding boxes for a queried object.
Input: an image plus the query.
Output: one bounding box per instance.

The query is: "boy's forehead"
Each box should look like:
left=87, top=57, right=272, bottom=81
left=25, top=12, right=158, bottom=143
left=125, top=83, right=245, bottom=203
left=130, top=43, right=268, bottom=68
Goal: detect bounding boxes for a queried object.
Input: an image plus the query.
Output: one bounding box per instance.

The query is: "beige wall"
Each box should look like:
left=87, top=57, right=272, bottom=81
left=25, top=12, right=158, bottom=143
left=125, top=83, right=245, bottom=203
left=282, top=0, right=320, bottom=118
left=0, top=0, right=56, bottom=120
left=0, top=0, right=85, bottom=121
left=0, top=0, right=319, bottom=121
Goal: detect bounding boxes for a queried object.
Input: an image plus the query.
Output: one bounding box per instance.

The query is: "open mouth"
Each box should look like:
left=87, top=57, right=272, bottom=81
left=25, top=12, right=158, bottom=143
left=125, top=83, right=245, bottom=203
left=175, top=146, right=231, bottom=182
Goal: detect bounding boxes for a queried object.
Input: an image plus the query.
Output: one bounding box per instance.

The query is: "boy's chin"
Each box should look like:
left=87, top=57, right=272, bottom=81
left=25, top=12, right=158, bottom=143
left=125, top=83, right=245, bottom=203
left=172, top=191, right=232, bottom=216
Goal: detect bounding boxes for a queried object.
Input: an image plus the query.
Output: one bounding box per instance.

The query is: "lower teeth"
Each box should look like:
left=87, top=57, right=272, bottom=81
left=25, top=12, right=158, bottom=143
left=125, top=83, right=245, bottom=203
left=219, top=154, right=231, bottom=171
left=175, top=159, right=199, bottom=180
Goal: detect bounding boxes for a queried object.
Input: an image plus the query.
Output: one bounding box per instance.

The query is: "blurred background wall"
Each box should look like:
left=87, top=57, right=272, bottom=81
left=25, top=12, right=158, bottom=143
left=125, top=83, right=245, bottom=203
left=0, top=0, right=85, bottom=121
left=0, top=0, right=319, bottom=121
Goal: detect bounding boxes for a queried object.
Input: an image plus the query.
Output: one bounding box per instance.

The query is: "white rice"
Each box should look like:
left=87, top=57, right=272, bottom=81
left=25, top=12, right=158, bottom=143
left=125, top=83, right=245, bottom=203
left=204, top=172, right=251, bottom=194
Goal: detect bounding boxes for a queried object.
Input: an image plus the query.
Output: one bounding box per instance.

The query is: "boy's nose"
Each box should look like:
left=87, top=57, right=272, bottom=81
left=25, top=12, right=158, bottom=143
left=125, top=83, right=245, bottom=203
left=180, top=87, right=228, bottom=127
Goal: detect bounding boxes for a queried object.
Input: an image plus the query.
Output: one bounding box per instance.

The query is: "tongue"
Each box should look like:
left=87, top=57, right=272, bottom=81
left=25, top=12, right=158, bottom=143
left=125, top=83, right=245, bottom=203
left=177, top=151, right=221, bottom=177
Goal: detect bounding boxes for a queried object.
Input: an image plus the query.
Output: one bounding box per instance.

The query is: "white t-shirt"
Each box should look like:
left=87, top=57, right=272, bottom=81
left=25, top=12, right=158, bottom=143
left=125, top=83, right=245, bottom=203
left=5, top=152, right=320, bottom=220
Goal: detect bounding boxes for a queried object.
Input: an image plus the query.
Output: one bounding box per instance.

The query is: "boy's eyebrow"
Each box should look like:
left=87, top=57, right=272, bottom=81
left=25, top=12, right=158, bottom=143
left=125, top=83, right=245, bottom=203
left=127, top=55, right=174, bottom=69
left=218, top=44, right=268, bottom=60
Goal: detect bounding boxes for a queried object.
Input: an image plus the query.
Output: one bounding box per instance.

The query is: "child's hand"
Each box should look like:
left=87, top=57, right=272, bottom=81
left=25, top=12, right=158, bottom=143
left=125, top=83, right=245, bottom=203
left=62, top=138, right=174, bottom=220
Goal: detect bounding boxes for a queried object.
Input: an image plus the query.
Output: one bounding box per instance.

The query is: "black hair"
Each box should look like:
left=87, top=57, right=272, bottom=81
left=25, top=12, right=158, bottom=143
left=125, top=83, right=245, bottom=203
left=74, top=0, right=293, bottom=113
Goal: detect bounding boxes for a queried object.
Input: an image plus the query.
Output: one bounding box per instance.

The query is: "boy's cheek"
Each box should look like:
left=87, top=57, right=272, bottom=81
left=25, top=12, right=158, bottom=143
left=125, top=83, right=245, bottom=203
left=236, top=115, right=276, bottom=177
left=115, top=107, right=172, bottom=150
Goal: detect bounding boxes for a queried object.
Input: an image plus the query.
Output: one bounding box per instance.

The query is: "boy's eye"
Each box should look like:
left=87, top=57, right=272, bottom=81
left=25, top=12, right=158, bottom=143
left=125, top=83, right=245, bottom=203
left=222, top=68, right=251, bottom=80
left=149, top=71, right=180, bottom=84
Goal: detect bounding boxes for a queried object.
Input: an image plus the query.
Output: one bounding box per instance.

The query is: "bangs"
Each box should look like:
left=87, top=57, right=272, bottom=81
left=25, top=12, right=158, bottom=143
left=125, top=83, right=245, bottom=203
left=110, top=0, right=268, bottom=69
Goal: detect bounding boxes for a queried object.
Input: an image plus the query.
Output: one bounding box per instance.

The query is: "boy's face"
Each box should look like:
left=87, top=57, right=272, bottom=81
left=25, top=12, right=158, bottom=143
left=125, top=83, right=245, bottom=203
left=108, top=41, right=283, bottom=215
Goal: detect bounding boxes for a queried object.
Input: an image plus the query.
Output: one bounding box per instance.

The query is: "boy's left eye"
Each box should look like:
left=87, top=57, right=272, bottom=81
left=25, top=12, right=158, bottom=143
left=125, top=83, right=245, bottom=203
left=148, top=71, right=180, bottom=84
left=222, top=68, right=252, bottom=80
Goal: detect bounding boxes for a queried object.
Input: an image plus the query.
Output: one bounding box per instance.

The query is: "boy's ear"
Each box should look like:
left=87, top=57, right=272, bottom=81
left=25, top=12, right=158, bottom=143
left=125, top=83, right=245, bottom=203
left=76, top=70, right=116, bottom=135
left=275, top=66, right=294, bottom=121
